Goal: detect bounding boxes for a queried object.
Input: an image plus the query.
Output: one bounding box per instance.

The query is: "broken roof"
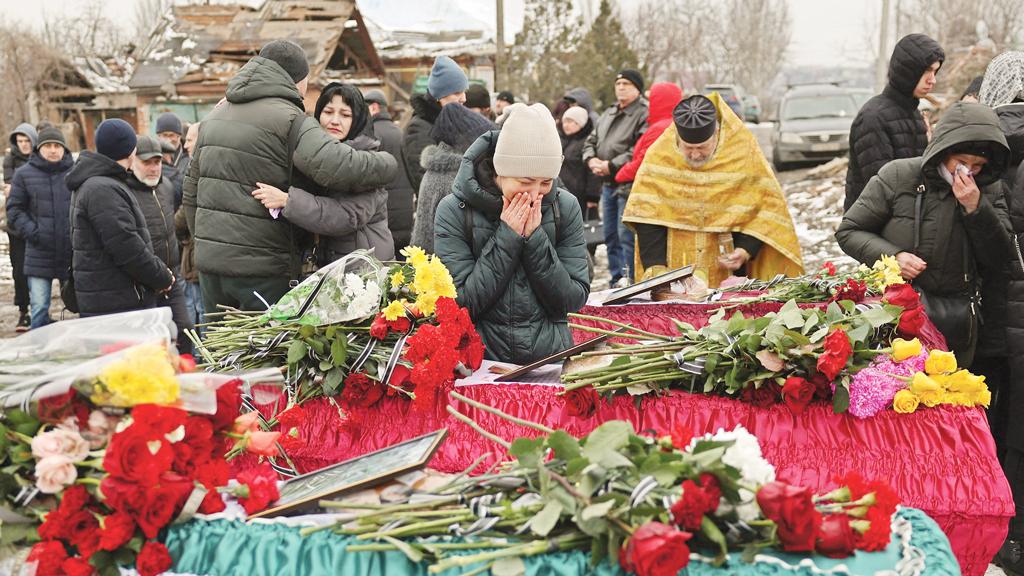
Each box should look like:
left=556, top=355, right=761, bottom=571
left=130, top=0, right=384, bottom=96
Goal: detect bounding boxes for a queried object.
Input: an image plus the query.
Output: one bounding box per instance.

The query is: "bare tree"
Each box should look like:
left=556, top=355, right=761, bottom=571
left=0, top=23, right=61, bottom=136
left=133, top=0, right=172, bottom=47
left=42, top=0, right=127, bottom=58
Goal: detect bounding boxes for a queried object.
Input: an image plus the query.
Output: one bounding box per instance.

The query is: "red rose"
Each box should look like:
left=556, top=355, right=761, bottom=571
left=809, top=372, right=832, bottom=401
left=212, top=379, right=243, bottom=430
left=237, top=464, right=280, bottom=514
left=37, top=390, right=89, bottom=428
left=817, top=514, right=857, bottom=558
left=370, top=314, right=389, bottom=339
left=563, top=387, right=599, bottom=418
left=62, top=556, right=95, bottom=576
left=882, top=284, right=920, bottom=310
left=136, top=541, right=172, bottom=576
left=459, top=336, right=485, bottom=371
left=60, top=485, right=93, bottom=512
left=699, top=473, right=722, bottom=510
left=199, top=490, right=227, bottom=514
left=98, top=512, right=136, bottom=552
left=130, top=404, right=188, bottom=437
left=100, top=477, right=147, bottom=515
left=104, top=431, right=174, bottom=485
left=386, top=364, right=412, bottom=396
left=782, top=376, right=816, bottom=414
left=27, top=541, right=68, bottom=576
left=65, top=509, right=101, bottom=557
left=622, top=522, right=692, bottom=576
left=817, top=329, right=852, bottom=381
left=897, top=306, right=926, bottom=337
left=341, top=372, right=385, bottom=408
left=137, top=480, right=195, bottom=539
left=670, top=480, right=709, bottom=531
left=388, top=316, right=412, bottom=334
left=756, top=481, right=821, bottom=552
left=741, top=380, right=781, bottom=408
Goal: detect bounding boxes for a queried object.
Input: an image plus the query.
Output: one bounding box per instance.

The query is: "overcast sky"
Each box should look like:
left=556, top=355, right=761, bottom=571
left=0, top=0, right=877, bottom=67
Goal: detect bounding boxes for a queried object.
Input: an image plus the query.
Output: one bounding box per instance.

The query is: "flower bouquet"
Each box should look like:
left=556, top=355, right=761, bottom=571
left=562, top=284, right=929, bottom=415
left=311, top=393, right=899, bottom=575
left=190, top=249, right=482, bottom=417
left=714, top=256, right=905, bottom=304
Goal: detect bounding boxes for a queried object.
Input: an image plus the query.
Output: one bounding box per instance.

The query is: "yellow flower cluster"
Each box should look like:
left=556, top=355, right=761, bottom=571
left=893, top=350, right=990, bottom=413
left=382, top=299, right=408, bottom=321
left=868, top=255, right=905, bottom=290
left=400, top=245, right=457, bottom=316
left=95, top=344, right=179, bottom=407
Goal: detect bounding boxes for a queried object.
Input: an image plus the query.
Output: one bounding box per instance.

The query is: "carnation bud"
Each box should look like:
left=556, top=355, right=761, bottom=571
left=814, top=486, right=851, bottom=503
left=853, top=492, right=876, bottom=507
left=845, top=506, right=869, bottom=518
left=850, top=520, right=871, bottom=534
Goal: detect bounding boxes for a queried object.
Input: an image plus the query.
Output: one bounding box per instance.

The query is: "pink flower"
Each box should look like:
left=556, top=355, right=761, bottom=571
left=232, top=411, right=261, bottom=434
left=31, top=429, right=90, bottom=462
left=35, top=455, right=78, bottom=494
left=245, top=431, right=281, bottom=457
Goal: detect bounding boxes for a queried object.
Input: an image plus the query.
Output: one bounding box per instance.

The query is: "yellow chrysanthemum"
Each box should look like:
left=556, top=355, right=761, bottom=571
left=892, top=389, right=920, bottom=414
left=891, top=338, right=922, bottom=362
left=924, top=350, right=957, bottom=375
left=382, top=299, right=407, bottom=321
left=973, top=388, right=992, bottom=408
left=401, top=246, right=428, bottom=268
left=390, top=270, right=406, bottom=288
left=96, top=344, right=179, bottom=407
left=871, top=255, right=905, bottom=289
left=410, top=256, right=457, bottom=315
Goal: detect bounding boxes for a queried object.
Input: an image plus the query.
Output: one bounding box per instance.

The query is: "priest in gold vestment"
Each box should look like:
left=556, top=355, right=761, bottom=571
left=622, top=93, right=804, bottom=288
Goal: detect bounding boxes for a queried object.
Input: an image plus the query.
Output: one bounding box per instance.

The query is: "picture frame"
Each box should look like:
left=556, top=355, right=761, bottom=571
left=601, top=265, right=696, bottom=305
left=248, top=429, right=448, bottom=518
left=493, top=329, right=625, bottom=382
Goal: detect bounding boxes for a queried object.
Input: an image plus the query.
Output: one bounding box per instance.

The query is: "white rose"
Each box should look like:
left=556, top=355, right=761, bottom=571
left=35, top=455, right=78, bottom=494
left=31, top=429, right=91, bottom=462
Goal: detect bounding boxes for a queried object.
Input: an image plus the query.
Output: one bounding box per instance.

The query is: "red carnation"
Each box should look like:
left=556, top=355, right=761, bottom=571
left=198, top=490, right=227, bottom=514
left=65, top=509, right=101, bottom=557
left=831, top=279, right=867, bottom=303
left=821, top=262, right=837, bottom=276
left=817, top=514, right=857, bottom=558
left=340, top=372, right=385, bottom=408
left=882, top=284, right=920, bottom=310
left=621, top=522, right=692, bottom=576
left=62, top=556, right=95, bottom=576
left=670, top=424, right=694, bottom=451
left=370, top=314, right=389, bottom=340
left=817, top=329, right=852, bottom=381
left=98, top=512, right=136, bottom=552
left=741, top=380, right=781, bottom=408
left=236, top=464, right=280, bottom=515
left=136, top=541, right=172, bottom=576
left=699, top=473, right=722, bottom=510
left=212, top=379, right=243, bottom=430
left=756, top=481, right=821, bottom=552
left=387, top=316, right=412, bottom=334
left=563, top=387, right=599, bottom=418
left=276, top=405, right=305, bottom=430
left=671, top=480, right=710, bottom=531
left=782, top=376, right=816, bottom=414
left=27, top=541, right=68, bottom=576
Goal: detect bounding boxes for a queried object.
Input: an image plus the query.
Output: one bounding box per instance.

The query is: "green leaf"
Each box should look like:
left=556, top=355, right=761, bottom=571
left=548, top=430, right=581, bottom=461
left=777, top=300, right=805, bottom=329
left=566, top=457, right=590, bottom=477
left=331, top=337, right=348, bottom=367
left=581, top=421, right=633, bottom=464
left=610, top=356, right=632, bottom=367
left=832, top=384, right=850, bottom=414
left=548, top=484, right=579, bottom=514
left=590, top=535, right=609, bottom=567
left=860, top=306, right=897, bottom=328
left=846, top=322, right=871, bottom=344
left=581, top=499, right=616, bottom=521
left=492, top=556, right=526, bottom=576
left=318, top=360, right=333, bottom=372
left=323, top=368, right=345, bottom=396
left=825, top=301, right=844, bottom=322
left=306, top=337, right=326, bottom=356
left=576, top=513, right=609, bottom=537
left=701, top=515, right=729, bottom=565
left=381, top=535, right=424, bottom=563
left=298, top=324, right=315, bottom=339
left=531, top=500, right=563, bottom=536
left=579, top=463, right=607, bottom=496
left=286, top=340, right=308, bottom=365
left=509, top=437, right=546, bottom=469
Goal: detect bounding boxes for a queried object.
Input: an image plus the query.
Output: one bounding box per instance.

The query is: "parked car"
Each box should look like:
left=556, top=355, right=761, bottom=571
left=771, top=84, right=859, bottom=171
left=703, top=84, right=746, bottom=122
left=742, top=95, right=761, bottom=123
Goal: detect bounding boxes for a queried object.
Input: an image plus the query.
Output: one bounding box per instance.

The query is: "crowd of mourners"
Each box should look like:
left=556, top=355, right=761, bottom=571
left=3, top=35, right=1024, bottom=570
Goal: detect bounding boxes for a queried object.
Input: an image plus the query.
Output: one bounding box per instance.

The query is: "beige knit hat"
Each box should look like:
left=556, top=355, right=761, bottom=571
left=561, top=106, right=589, bottom=129
left=493, top=103, right=563, bottom=178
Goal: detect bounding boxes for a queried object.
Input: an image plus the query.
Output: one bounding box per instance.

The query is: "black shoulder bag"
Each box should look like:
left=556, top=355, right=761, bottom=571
left=912, top=183, right=979, bottom=365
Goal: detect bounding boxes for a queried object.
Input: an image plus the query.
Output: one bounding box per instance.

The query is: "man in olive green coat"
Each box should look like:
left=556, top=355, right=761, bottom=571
left=184, top=40, right=396, bottom=313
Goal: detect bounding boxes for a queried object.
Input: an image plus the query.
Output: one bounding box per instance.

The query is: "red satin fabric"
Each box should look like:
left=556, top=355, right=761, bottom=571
left=233, top=385, right=1008, bottom=576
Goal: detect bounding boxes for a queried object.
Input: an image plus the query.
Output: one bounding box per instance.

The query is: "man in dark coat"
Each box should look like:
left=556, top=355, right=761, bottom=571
left=155, top=112, right=188, bottom=208
left=69, top=119, right=175, bottom=317
left=4, top=126, right=73, bottom=328
left=184, top=40, right=396, bottom=313
left=128, top=135, right=194, bottom=353
left=403, top=56, right=468, bottom=197
left=3, top=122, right=37, bottom=330
left=366, top=89, right=416, bottom=255
left=844, top=33, right=944, bottom=212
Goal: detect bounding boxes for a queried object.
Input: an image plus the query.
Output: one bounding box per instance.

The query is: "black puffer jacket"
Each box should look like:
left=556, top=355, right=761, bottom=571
left=403, top=93, right=441, bottom=194
left=372, top=111, right=415, bottom=253
left=126, top=173, right=180, bottom=270
left=5, top=153, right=74, bottom=279
left=845, top=34, right=944, bottom=212
left=69, top=152, right=173, bottom=316
left=1006, top=151, right=1024, bottom=450
left=559, top=121, right=598, bottom=210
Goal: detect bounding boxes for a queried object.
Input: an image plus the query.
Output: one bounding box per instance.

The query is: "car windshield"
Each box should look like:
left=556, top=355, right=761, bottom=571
left=783, top=95, right=857, bottom=121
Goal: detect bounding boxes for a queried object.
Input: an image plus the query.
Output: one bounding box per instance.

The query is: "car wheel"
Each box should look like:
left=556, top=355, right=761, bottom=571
left=772, top=150, right=792, bottom=172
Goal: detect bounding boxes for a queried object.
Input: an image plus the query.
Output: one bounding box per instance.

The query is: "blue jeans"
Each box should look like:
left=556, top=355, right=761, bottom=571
left=601, top=184, right=635, bottom=283
left=183, top=280, right=206, bottom=339
left=27, top=276, right=61, bottom=329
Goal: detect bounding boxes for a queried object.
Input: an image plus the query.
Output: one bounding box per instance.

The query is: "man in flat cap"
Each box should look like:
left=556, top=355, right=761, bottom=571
left=622, top=94, right=804, bottom=289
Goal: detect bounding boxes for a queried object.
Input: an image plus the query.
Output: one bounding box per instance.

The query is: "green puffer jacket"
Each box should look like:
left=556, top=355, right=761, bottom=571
left=434, top=131, right=591, bottom=364
left=837, top=102, right=1012, bottom=299
left=183, top=56, right=397, bottom=278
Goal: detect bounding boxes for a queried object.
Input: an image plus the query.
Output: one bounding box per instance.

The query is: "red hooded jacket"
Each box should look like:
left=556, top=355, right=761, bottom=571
left=615, top=82, right=684, bottom=183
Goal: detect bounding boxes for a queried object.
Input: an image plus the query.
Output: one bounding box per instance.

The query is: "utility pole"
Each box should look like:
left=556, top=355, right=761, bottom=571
left=875, top=0, right=891, bottom=92
left=495, top=0, right=505, bottom=91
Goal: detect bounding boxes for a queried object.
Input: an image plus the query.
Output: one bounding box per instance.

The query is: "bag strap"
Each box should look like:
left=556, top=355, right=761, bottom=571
left=913, top=184, right=925, bottom=251
left=461, top=201, right=477, bottom=258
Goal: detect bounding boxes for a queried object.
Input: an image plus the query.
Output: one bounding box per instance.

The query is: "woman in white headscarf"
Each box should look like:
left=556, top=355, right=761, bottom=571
left=981, top=50, right=1024, bottom=576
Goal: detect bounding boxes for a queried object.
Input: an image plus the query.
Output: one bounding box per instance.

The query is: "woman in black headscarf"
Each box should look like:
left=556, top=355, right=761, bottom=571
left=252, top=82, right=396, bottom=263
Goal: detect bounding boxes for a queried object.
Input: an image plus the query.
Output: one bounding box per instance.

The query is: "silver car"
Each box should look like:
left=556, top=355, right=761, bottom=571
left=772, top=84, right=860, bottom=171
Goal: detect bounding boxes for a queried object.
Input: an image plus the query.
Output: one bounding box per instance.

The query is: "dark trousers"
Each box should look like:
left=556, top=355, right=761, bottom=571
left=1006, top=448, right=1024, bottom=539
left=199, top=272, right=290, bottom=317
left=160, top=270, right=195, bottom=355
left=6, top=232, right=28, bottom=310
